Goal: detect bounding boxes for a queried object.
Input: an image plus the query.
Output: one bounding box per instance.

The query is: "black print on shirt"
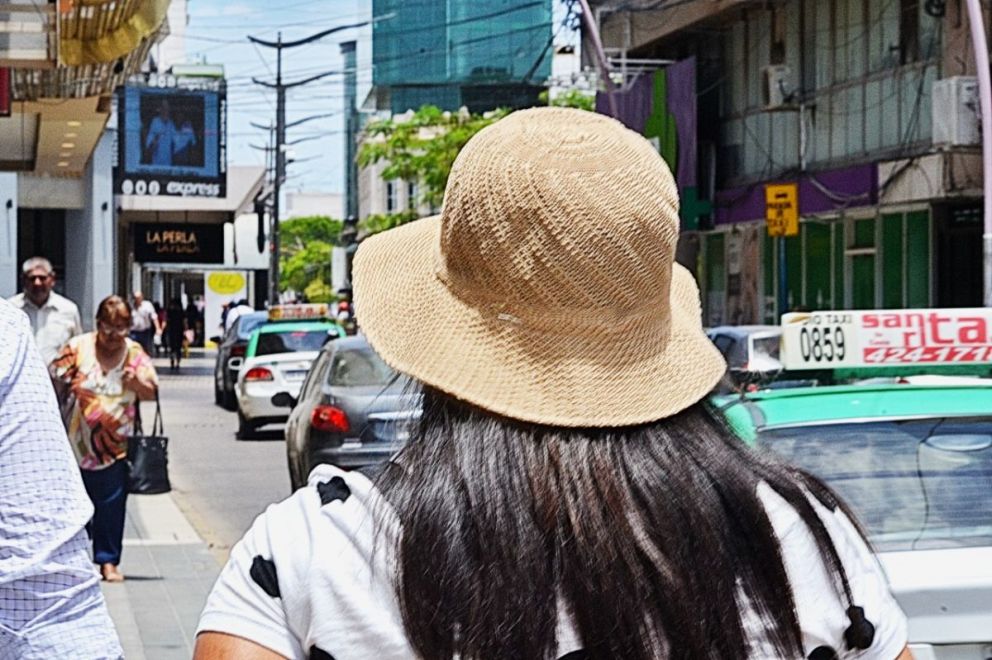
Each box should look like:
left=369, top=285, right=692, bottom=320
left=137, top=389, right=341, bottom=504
left=808, top=646, right=839, bottom=660
left=309, top=646, right=336, bottom=660
left=249, top=555, right=280, bottom=598
left=317, top=477, right=351, bottom=506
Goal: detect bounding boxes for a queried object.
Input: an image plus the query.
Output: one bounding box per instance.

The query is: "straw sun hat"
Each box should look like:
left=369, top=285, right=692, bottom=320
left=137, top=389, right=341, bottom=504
left=353, top=107, right=726, bottom=427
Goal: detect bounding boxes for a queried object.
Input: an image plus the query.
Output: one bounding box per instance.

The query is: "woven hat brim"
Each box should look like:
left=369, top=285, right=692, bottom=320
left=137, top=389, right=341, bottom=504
left=353, top=215, right=727, bottom=427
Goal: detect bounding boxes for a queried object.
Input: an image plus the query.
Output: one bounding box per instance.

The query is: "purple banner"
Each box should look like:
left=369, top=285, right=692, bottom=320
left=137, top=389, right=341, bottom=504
left=595, top=59, right=697, bottom=189
left=714, top=164, right=878, bottom=225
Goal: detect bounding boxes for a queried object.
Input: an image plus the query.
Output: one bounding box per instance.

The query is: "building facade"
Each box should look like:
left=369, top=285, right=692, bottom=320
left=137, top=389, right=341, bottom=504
left=1, top=0, right=172, bottom=323
left=586, top=0, right=988, bottom=324
left=360, top=1, right=557, bottom=222
left=369, top=0, right=553, bottom=114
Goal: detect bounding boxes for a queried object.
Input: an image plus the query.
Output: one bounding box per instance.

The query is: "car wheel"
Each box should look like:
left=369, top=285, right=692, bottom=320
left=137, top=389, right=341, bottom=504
left=222, top=388, right=237, bottom=411
left=214, top=381, right=223, bottom=405
left=236, top=410, right=257, bottom=440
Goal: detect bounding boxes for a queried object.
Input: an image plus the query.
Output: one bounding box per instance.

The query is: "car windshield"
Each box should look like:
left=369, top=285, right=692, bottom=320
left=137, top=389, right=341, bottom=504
left=256, top=329, right=332, bottom=356
left=750, top=334, right=781, bottom=361
left=759, top=417, right=992, bottom=552
left=328, top=346, right=396, bottom=387
left=238, top=315, right=266, bottom=340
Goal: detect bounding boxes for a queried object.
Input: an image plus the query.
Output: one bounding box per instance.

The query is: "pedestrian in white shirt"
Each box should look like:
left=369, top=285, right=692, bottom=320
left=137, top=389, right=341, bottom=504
left=0, top=299, right=122, bottom=659
left=6, top=257, right=83, bottom=364
left=130, top=291, right=160, bottom=356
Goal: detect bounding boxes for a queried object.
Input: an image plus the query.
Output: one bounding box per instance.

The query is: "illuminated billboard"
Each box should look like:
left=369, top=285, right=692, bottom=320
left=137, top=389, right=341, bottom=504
left=116, top=85, right=226, bottom=197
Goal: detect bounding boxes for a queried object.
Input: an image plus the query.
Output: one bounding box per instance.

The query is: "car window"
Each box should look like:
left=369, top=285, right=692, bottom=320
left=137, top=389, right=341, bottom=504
left=758, top=417, right=992, bottom=551
left=256, top=329, right=334, bottom=356
left=750, top=334, right=781, bottom=361
left=238, top=315, right=267, bottom=341
left=328, top=346, right=396, bottom=387
left=224, top=318, right=240, bottom=342
left=299, top=352, right=330, bottom=401
left=711, top=335, right=735, bottom=358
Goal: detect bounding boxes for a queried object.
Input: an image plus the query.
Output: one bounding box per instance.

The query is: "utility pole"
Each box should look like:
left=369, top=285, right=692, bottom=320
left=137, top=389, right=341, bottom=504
left=962, top=0, right=992, bottom=306
left=341, top=41, right=358, bottom=220
left=248, top=20, right=368, bottom=307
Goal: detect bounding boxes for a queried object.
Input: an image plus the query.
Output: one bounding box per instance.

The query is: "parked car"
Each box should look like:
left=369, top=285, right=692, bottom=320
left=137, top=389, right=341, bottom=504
left=275, top=335, right=420, bottom=490
left=213, top=311, right=268, bottom=410
left=715, top=380, right=992, bottom=659
left=234, top=315, right=345, bottom=439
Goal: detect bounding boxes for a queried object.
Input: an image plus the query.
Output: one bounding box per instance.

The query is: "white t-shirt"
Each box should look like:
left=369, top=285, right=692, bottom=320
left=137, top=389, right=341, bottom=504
left=131, top=300, right=158, bottom=332
left=198, top=465, right=908, bottom=660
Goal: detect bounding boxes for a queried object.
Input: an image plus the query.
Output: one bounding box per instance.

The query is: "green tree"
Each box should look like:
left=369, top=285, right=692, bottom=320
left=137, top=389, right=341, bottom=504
left=539, top=88, right=595, bottom=111
left=357, top=105, right=509, bottom=234
left=278, top=215, right=342, bottom=302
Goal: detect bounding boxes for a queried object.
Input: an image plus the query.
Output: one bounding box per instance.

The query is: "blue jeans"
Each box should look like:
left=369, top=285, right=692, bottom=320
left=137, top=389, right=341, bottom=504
left=130, top=328, right=154, bottom=356
left=80, top=460, right=129, bottom=566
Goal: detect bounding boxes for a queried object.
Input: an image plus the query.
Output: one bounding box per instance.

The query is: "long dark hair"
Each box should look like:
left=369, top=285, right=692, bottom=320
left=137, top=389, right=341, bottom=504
left=377, top=387, right=871, bottom=659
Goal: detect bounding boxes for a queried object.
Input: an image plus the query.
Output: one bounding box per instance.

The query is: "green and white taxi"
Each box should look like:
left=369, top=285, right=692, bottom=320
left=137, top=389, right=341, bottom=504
left=235, top=304, right=345, bottom=439
left=713, top=309, right=992, bottom=660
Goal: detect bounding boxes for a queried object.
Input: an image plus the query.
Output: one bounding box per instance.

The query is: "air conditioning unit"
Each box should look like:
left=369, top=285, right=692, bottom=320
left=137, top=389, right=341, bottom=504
left=932, top=76, right=980, bottom=147
left=762, top=65, right=792, bottom=109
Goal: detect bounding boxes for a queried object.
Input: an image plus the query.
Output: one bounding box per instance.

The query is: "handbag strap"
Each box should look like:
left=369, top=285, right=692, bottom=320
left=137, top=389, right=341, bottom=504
left=152, top=388, right=164, bottom=436
left=133, top=397, right=144, bottom=435
left=132, top=388, right=163, bottom=435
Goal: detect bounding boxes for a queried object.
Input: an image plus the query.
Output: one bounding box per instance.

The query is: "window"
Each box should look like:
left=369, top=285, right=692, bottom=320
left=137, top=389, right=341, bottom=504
left=386, top=181, right=397, bottom=213
left=328, top=346, right=396, bottom=387
left=407, top=181, right=418, bottom=211
left=759, top=417, right=992, bottom=551
left=256, top=330, right=334, bottom=356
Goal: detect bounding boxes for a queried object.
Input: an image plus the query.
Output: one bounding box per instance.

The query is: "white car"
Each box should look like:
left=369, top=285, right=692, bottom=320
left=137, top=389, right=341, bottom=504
left=234, top=320, right=344, bottom=439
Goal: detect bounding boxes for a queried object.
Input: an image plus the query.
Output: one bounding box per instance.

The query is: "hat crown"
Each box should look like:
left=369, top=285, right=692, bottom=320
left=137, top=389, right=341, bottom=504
left=437, top=108, right=681, bottom=319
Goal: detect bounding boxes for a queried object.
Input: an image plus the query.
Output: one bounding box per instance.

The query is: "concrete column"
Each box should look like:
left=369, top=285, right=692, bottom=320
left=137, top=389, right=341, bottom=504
left=0, top=174, right=17, bottom=299
left=65, top=131, right=115, bottom=330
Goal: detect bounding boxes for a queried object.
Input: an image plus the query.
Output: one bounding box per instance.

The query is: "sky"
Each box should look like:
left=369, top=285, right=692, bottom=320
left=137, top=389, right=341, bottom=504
left=184, top=0, right=374, bottom=197
left=182, top=0, right=579, bottom=198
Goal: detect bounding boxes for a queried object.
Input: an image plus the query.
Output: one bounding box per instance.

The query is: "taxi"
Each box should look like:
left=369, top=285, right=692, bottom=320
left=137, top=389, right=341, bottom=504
left=712, top=308, right=992, bottom=660
left=234, top=304, right=345, bottom=439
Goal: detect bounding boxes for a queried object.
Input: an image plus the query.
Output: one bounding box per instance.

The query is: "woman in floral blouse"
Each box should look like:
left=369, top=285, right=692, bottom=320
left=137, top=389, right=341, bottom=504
left=51, top=295, right=158, bottom=582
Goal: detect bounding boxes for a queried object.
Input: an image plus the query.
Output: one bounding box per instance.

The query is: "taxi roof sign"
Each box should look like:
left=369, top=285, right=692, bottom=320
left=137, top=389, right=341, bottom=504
left=781, top=308, right=992, bottom=371
left=268, top=303, right=329, bottom=322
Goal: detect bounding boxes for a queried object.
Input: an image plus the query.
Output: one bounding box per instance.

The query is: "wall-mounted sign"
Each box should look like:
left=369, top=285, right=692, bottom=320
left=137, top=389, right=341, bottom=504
left=765, top=183, right=799, bottom=237
left=133, top=222, right=224, bottom=264
left=116, top=85, right=227, bottom=198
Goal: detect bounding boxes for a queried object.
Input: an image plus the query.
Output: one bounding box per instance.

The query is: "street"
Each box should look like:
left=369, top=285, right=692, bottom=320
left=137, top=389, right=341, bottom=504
left=160, top=353, right=290, bottom=559
left=101, top=350, right=292, bottom=659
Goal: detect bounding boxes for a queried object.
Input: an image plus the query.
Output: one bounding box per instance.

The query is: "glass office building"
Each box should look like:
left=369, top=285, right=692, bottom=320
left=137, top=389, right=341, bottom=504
left=372, top=0, right=553, bottom=113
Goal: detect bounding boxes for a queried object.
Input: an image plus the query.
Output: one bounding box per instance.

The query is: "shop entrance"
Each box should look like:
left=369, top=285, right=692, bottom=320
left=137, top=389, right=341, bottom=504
left=935, top=203, right=982, bottom=308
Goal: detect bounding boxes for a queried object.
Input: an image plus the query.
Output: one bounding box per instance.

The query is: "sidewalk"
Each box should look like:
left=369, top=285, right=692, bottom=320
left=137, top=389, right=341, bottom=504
left=101, top=493, right=219, bottom=660
left=102, top=350, right=221, bottom=660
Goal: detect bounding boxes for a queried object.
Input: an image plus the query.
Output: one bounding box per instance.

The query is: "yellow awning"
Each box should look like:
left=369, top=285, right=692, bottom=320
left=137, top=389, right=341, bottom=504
left=58, top=0, right=171, bottom=67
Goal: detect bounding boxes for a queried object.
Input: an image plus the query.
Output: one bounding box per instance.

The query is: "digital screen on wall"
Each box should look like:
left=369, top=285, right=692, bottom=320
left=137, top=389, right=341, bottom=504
left=116, top=86, right=226, bottom=197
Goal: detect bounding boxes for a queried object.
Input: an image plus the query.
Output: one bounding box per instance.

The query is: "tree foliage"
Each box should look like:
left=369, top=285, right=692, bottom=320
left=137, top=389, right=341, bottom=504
left=539, top=88, right=595, bottom=112
left=357, top=105, right=509, bottom=234
left=278, top=215, right=341, bottom=302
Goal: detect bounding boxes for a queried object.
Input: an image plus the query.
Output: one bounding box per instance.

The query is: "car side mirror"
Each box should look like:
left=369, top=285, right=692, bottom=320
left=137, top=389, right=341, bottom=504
left=271, top=392, right=297, bottom=409
left=209, top=335, right=221, bottom=344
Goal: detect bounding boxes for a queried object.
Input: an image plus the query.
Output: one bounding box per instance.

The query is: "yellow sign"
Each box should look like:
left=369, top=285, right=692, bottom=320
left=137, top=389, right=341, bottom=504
left=207, top=272, right=246, bottom=295
left=765, top=183, right=799, bottom=237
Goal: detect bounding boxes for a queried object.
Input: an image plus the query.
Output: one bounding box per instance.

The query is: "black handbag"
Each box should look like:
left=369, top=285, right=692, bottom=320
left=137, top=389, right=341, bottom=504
left=127, top=392, right=171, bottom=494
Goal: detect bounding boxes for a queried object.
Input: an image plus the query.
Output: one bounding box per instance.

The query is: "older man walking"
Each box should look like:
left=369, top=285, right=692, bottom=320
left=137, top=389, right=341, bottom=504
left=129, top=291, right=160, bottom=356
left=7, top=257, right=83, bottom=364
